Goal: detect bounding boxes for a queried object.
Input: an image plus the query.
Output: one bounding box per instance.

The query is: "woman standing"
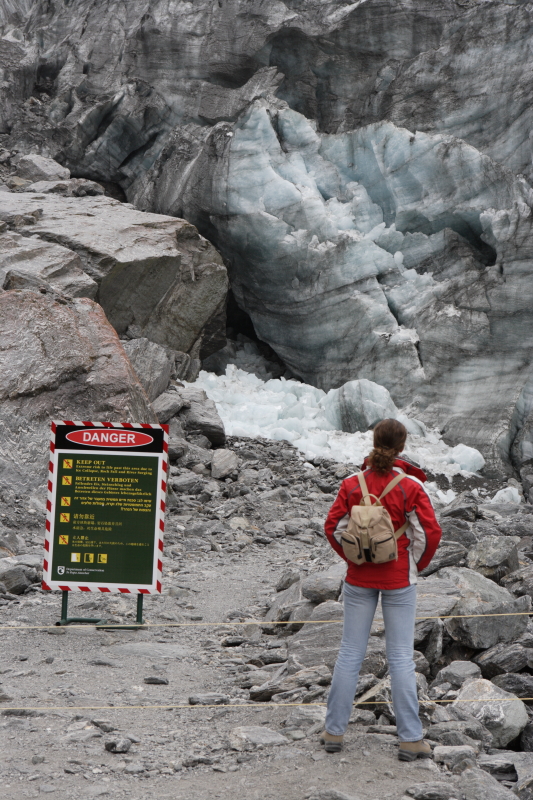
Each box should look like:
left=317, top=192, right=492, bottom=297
left=321, top=419, right=442, bottom=761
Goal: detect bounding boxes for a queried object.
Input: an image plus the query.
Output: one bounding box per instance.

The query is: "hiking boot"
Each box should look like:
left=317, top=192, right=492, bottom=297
left=398, top=740, right=432, bottom=762
left=319, top=731, right=343, bottom=753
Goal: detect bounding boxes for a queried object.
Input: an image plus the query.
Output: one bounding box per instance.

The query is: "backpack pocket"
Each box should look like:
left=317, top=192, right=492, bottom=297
left=369, top=530, right=398, bottom=564
left=341, top=532, right=364, bottom=565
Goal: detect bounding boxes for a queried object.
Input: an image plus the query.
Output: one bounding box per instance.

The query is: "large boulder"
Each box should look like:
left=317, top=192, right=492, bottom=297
left=122, top=338, right=174, bottom=401
left=0, top=290, right=156, bottom=501
left=445, top=596, right=531, bottom=650
left=301, top=562, right=345, bottom=603
left=474, top=642, right=531, bottom=678
left=466, top=535, right=520, bottom=582
left=456, top=768, right=519, bottom=800
left=15, top=154, right=70, bottom=182
left=453, top=678, right=529, bottom=748
left=436, top=567, right=531, bottom=648
left=0, top=231, right=98, bottom=298
left=176, top=387, right=225, bottom=446
left=0, top=192, right=228, bottom=358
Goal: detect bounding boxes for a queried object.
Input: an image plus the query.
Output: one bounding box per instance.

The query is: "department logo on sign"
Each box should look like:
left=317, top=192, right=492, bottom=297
left=57, top=566, right=65, bottom=575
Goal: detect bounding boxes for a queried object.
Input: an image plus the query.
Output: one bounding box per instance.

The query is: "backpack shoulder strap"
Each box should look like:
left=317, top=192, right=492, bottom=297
left=378, top=471, right=406, bottom=501
left=378, top=471, right=410, bottom=539
left=357, top=471, right=373, bottom=506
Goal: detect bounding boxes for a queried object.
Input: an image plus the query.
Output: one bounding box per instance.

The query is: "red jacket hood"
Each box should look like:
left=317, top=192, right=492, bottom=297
left=362, top=456, right=427, bottom=483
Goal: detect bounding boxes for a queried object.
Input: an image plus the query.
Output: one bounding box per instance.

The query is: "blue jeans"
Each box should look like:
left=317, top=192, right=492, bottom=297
left=325, top=582, right=423, bottom=742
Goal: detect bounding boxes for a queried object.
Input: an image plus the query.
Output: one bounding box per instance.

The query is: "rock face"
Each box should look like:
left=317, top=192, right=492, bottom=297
left=0, top=192, right=228, bottom=359
left=3, top=1, right=533, bottom=470
left=0, top=290, right=156, bottom=497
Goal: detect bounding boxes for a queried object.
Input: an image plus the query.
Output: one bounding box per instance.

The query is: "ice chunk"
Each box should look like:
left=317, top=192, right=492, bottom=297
left=491, top=486, right=521, bottom=504
left=322, top=379, right=398, bottom=433
left=450, top=444, right=485, bottom=473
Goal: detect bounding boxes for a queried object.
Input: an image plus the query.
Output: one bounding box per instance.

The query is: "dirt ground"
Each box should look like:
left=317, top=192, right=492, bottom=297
left=0, top=538, right=447, bottom=800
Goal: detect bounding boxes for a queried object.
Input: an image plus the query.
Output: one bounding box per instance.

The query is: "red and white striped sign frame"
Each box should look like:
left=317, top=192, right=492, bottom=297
left=42, top=421, right=169, bottom=595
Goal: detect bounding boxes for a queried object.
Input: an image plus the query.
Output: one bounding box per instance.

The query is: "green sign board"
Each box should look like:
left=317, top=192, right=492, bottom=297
left=43, top=423, right=168, bottom=594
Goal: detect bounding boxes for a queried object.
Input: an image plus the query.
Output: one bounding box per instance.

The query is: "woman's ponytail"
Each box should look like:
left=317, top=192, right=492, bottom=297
left=367, top=419, right=407, bottom=475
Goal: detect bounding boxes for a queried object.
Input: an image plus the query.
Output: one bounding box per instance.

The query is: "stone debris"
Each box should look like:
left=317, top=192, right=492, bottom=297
left=228, top=726, right=289, bottom=750
left=104, top=738, right=132, bottom=754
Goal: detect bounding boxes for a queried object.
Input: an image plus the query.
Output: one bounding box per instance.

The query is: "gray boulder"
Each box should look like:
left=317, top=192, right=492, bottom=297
left=453, top=678, right=529, bottom=748
left=432, top=661, right=481, bottom=689
left=441, top=493, right=479, bottom=523
left=23, top=178, right=104, bottom=197
left=440, top=518, right=478, bottom=547
left=0, top=559, right=31, bottom=594
left=491, top=672, right=533, bottom=702
left=436, top=567, right=513, bottom=604
left=177, top=387, right=225, bottom=446
left=0, top=529, right=26, bottom=556
left=287, top=600, right=344, bottom=671
left=275, top=569, right=301, bottom=593
left=474, top=642, right=530, bottom=678
left=264, top=579, right=303, bottom=623
left=0, top=231, right=97, bottom=298
left=427, top=719, right=491, bottom=748
left=0, top=192, right=228, bottom=357
left=445, top=595, right=531, bottom=650
left=152, top=391, right=188, bottom=423
left=210, top=449, right=238, bottom=479
left=356, top=673, right=431, bottom=723
left=403, top=784, right=458, bottom=800
left=466, top=535, right=520, bottom=582
left=16, top=154, right=70, bottom=182
left=301, top=563, right=345, bottom=603
left=228, top=726, right=288, bottom=750
left=501, top=565, right=533, bottom=600
left=456, top=767, right=518, bottom=800
left=420, top=542, right=467, bottom=577
left=0, top=290, right=156, bottom=503
left=170, top=474, right=204, bottom=495
left=122, top=338, right=174, bottom=401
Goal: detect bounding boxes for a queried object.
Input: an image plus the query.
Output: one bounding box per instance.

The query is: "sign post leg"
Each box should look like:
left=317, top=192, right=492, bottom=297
left=61, top=589, right=69, bottom=624
left=56, top=589, right=108, bottom=626
left=136, top=594, right=144, bottom=625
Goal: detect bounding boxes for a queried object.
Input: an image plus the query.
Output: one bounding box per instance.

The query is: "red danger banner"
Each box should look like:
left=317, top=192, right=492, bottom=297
left=66, top=429, right=154, bottom=447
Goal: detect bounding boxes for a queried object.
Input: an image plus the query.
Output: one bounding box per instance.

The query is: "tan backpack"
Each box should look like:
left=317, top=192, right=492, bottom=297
left=341, top=471, right=409, bottom=565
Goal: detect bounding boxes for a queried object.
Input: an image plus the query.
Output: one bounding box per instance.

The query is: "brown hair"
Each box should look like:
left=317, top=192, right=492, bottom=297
left=367, top=419, right=407, bottom=475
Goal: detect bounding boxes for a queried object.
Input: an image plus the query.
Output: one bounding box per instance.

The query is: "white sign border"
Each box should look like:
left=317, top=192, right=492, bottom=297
left=42, top=421, right=168, bottom=595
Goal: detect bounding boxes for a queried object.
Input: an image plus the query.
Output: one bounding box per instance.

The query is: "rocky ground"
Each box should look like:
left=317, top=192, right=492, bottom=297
left=2, top=431, right=533, bottom=800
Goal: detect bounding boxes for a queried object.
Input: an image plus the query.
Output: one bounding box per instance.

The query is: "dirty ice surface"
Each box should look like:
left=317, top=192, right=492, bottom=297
left=193, top=365, right=486, bottom=503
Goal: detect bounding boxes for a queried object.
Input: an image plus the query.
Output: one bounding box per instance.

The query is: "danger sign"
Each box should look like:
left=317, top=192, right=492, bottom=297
left=42, top=421, right=168, bottom=595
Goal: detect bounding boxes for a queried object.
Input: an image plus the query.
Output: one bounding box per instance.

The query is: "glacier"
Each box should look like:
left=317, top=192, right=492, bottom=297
left=162, top=104, right=533, bottom=475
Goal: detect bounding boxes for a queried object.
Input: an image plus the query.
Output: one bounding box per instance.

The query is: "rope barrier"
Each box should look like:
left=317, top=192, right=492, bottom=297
left=1, top=610, right=533, bottom=631
left=2, top=697, right=533, bottom=713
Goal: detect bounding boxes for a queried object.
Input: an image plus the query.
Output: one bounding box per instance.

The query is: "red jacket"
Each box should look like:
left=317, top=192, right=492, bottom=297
left=324, top=458, right=442, bottom=590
